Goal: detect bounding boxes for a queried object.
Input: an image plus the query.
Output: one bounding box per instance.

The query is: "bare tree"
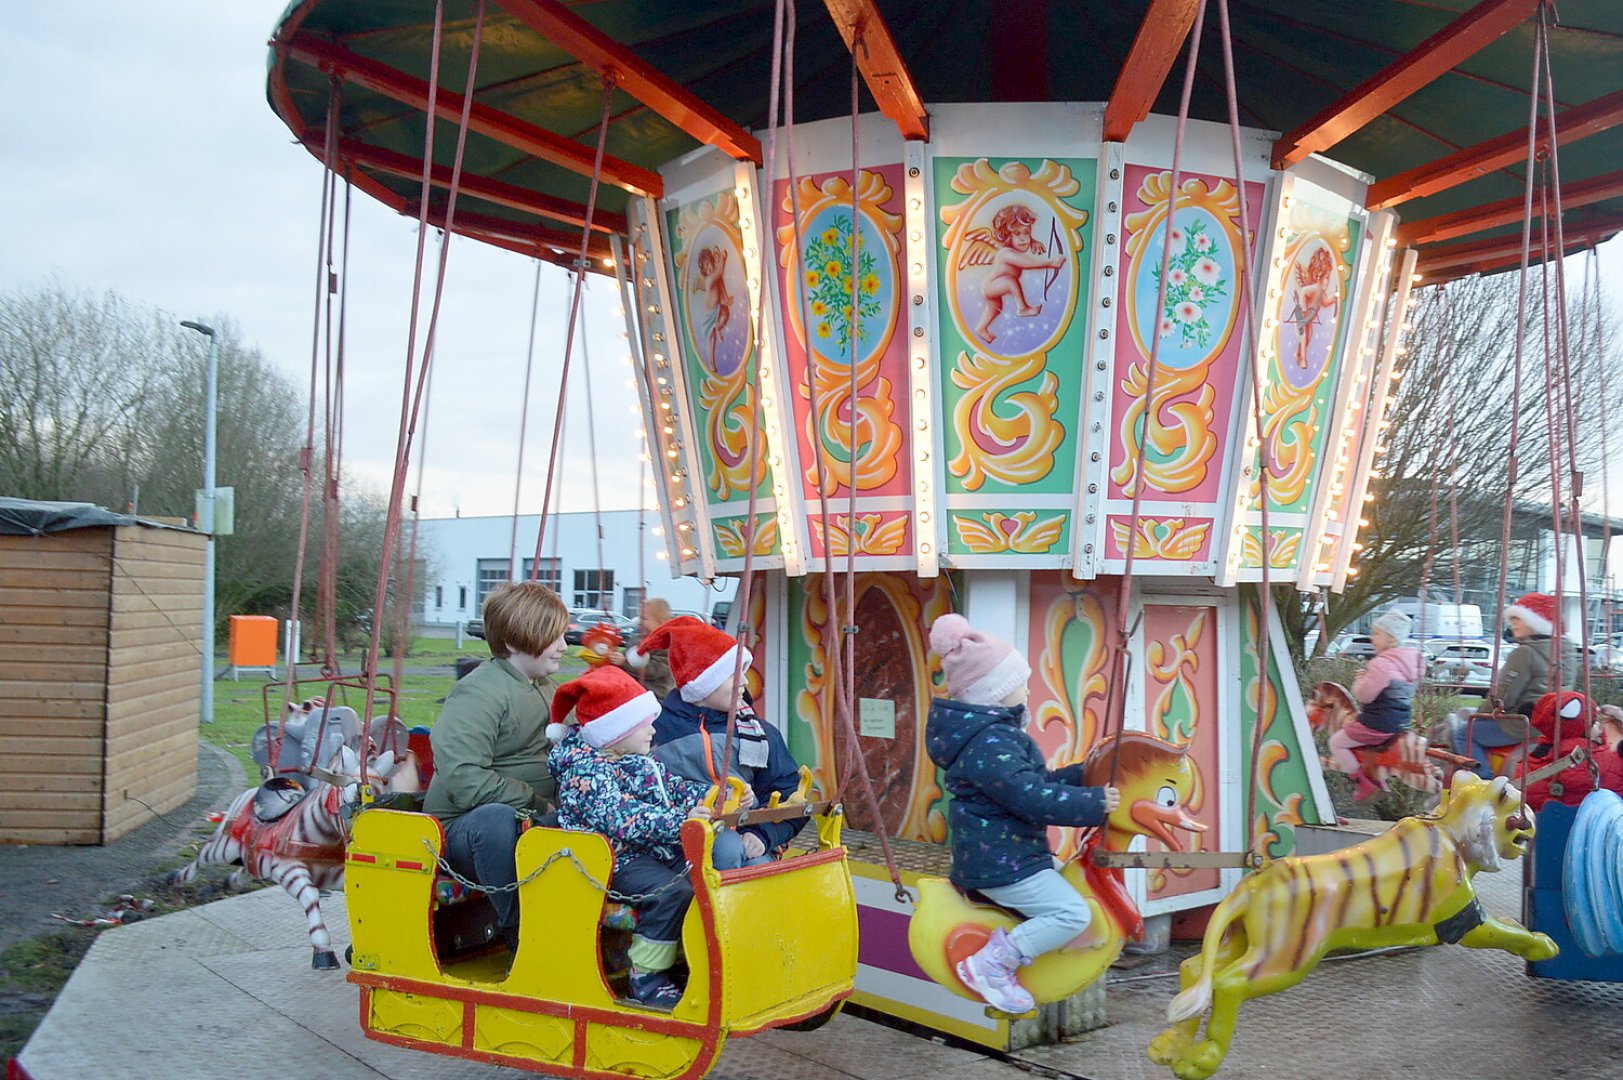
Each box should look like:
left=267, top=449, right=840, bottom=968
left=0, top=282, right=391, bottom=646
left=1281, top=266, right=1623, bottom=659
left=0, top=285, right=179, bottom=499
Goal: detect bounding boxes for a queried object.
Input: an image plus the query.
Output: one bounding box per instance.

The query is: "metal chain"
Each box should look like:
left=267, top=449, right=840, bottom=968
left=420, top=837, right=692, bottom=904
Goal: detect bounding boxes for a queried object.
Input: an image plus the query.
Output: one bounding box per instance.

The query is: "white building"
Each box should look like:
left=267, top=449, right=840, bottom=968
left=416, top=510, right=735, bottom=627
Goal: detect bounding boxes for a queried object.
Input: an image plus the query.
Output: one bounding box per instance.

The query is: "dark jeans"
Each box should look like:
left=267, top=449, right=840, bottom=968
left=443, top=803, right=524, bottom=931
left=612, top=853, right=694, bottom=944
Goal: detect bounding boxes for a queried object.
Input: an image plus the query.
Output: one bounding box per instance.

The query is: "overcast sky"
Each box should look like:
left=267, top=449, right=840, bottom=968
left=6, top=2, right=1623, bottom=529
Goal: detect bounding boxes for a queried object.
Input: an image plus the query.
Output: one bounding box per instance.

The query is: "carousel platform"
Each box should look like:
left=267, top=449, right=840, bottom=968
left=13, top=864, right=1623, bottom=1080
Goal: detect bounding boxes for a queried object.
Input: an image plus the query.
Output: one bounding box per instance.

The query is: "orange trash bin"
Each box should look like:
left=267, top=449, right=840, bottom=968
left=228, top=615, right=279, bottom=677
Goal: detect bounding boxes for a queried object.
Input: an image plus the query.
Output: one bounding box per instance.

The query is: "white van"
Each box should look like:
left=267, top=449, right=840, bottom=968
left=1388, top=598, right=1484, bottom=641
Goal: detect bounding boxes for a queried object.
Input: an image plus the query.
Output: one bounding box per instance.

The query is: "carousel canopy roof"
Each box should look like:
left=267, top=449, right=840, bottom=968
left=268, top=0, right=1623, bottom=281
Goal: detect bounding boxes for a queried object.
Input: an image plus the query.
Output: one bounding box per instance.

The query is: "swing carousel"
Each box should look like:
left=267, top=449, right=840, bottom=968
left=260, top=0, right=1623, bottom=1074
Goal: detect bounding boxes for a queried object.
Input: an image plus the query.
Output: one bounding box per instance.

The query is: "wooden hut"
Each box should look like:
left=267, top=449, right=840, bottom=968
left=0, top=499, right=207, bottom=844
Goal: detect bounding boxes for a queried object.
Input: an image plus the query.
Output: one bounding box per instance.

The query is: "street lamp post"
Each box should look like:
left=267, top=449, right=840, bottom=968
left=181, top=320, right=219, bottom=724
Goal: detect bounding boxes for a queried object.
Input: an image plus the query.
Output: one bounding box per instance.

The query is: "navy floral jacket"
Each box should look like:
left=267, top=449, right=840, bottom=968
left=925, top=697, right=1108, bottom=890
left=549, top=731, right=712, bottom=866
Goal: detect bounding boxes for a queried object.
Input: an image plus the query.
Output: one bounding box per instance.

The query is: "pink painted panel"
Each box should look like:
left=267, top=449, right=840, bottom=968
left=773, top=164, right=912, bottom=561
left=1104, top=167, right=1265, bottom=566
left=1025, top=571, right=1119, bottom=861
left=1141, top=604, right=1222, bottom=899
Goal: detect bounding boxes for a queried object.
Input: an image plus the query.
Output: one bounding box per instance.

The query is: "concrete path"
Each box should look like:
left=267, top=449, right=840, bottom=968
left=12, top=886, right=1026, bottom=1080
left=15, top=828, right=1623, bottom=1079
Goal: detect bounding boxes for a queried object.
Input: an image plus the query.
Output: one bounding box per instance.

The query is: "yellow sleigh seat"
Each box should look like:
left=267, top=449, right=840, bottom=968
left=345, top=807, right=857, bottom=1078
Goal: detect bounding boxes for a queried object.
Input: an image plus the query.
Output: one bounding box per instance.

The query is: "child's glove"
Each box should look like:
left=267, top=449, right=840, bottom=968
left=687, top=805, right=713, bottom=822
left=741, top=833, right=767, bottom=859
left=1102, top=786, right=1122, bottom=812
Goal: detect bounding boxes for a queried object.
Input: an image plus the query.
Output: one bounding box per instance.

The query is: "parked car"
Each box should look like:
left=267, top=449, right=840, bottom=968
left=710, top=600, right=733, bottom=630
left=1426, top=639, right=1495, bottom=690
left=1334, top=634, right=1378, bottom=661
left=464, top=617, right=485, bottom=640
left=565, top=609, right=637, bottom=646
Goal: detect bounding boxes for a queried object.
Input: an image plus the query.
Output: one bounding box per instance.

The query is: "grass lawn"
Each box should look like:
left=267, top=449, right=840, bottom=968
left=204, top=637, right=587, bottom=778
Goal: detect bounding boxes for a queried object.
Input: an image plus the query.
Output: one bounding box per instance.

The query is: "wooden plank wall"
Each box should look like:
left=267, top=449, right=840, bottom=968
left=0, top=531, right=113, bottom=844
left=104, top=526, right=205, bottom=842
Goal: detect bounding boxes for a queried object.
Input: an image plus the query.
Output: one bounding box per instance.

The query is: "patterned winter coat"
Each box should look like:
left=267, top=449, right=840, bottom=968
left=925, top=697, right=1109, bottom=891
left=549, top=731, right=712, bottom=866
left=1351, top=646, right=1424, bottom=734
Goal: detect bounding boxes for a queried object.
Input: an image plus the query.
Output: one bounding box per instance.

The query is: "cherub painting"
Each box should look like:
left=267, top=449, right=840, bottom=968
left=1284, top=246, right=1338, bottom=371
left=692, top=245, right=734, bottom=373
left=958, top=203, right=1065, bottom=344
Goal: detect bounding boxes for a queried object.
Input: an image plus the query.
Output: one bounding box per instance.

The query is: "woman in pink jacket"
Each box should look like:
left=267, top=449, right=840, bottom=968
left=1331, top=610, right=1425, bottom=801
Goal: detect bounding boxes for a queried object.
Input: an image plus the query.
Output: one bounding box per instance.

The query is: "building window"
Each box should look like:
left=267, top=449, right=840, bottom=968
left=476, top=559, right=511, bottom=611
left=521, top=557, right=563, bottom=593
left=621, top=586, right=644, bottom=619
left=458, top=585, right=467, bottom=610
left=573, top=569, right=614, bottom=610
left=435, top=585, right=443, bottom=610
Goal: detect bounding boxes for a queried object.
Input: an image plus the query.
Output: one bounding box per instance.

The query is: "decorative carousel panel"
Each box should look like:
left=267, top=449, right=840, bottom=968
left=1101, top=168, right=1268, bottom=576
left=1238, top=589, right=1334, bottom=859
left=1298, top=212, right=1398, bottom=590
left=744, top=575, right=768, bottom=706
left=933, top=156, right=1097, bottom=566
left=1333, top=248, right=1419, bottom=594
left=772, top=163, right=913, bottom=571
left=1140, top=603, right=1223, bottom=902
left=1220, top=178, right=1369, bottom=583
left=1024, top=571, right=1117, bottom=862
left=661, top=181, right=783, bottom=569
left=626, top=203, right=707, bottom=577
left=785, top=572, right=954, bottom=841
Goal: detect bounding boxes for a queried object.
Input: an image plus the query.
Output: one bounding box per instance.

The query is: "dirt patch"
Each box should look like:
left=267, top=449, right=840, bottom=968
left=0, top=742, right=245, bottom=1067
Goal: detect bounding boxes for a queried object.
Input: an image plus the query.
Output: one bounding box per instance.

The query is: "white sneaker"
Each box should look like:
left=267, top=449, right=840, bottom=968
left=955, top=928, right=1035, bottom=1013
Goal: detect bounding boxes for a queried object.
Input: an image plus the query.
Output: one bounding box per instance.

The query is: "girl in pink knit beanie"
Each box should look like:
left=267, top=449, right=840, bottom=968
left=924, top=613, right=1121, bottom=1014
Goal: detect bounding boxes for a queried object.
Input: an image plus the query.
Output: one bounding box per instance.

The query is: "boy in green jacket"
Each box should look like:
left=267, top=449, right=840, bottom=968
left=424, top=581, right=569, bottom=948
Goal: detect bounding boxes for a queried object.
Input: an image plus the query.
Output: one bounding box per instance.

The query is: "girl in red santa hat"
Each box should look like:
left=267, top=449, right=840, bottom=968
left=548, top=666, right=716, bottom=1009
left=625, top=616, right=807, bottom=868
left=1452, top=592, right=1579, bottom=778
left=1514, top=691, right=1623, bottom=810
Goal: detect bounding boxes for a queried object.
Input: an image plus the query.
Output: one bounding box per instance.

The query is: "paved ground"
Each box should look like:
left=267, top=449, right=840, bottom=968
left=0, top=741, right=243, bottom=953
left=10, top=746, right=1623, bottom=1079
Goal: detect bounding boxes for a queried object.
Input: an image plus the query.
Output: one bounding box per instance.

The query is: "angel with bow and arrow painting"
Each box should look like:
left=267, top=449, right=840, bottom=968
left=959, top=202, right=1066, bottom=345
left=1281, top=245, right=1339, bottom=372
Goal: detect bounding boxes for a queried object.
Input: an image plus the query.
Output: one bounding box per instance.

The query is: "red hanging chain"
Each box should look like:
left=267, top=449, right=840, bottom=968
left=1217, top=0, right=1276, bottom=855
left=532, top=77, right=616, bottom=568
left=360, top=0, right=486, bottom=742
left=508, top=261, right=544, bottom=582
left=1099, top=0, right=1209, bottom=792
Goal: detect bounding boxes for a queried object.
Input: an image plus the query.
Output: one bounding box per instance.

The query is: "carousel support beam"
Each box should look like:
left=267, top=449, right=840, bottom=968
left=1274, top=0, right=1538, bottom=169
left=284, top=34, right=664, bottom=199
left=822, top=0, right=930, bottom=140
left=1396, top=170, right=1623, bottom=246
left=1367, top=88, right=1623, bottom=211
left=419, top=202, right=617, bottom=266
left=496, top=0, right=762, bottom=163
left=1102, top=0, right=1201, bottom=143
left=1413, top=216, right=1623, bottom=275
left=333, top=139, right=628, bottom=235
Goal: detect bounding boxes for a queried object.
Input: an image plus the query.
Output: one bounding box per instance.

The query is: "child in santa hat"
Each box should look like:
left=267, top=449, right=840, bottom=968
left=548, top=666, right=716, bottom=1009
left=1514, top=692, right=1623, bottom=810
left=1453, top=592, right=1579, bottom=777
left=626, top=616, right=806, bottom=867
left=924, top=613, right=1121, bottom=1015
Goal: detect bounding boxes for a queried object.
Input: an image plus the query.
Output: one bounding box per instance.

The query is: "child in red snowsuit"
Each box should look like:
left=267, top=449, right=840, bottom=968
left=1514, top=691, right=1623, bottom=810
